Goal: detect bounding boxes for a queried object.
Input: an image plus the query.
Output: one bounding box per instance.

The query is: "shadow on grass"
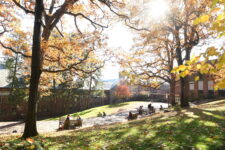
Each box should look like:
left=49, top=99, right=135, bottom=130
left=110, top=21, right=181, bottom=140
left=44, top=108, right=225, bottom=150
left=194, top=100, right=225, bottom=108
left=4, top=104, right=225, bottom=150
left=107, top=102, right=128, bottom=108
left=207, top=100, right=225, bottom=106
left=0, top=122, right=24, bottom=130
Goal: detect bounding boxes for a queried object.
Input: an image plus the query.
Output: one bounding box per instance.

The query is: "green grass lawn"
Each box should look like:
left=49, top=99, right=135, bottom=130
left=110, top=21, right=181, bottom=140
left=1, top=100, right=225, bottom=150
left=47, top=101, right=148, bottom=120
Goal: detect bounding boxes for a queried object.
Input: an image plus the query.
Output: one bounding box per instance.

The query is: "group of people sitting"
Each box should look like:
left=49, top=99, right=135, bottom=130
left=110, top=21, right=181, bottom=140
left=97, top=111, right=106, bottom=117
left=137, top=103, right=156, bottom=115
left=58, top=114, right=82, bottom=130
left=59, top=104, right=165, bottom=130
left=127, top=103, right=158, bottom=120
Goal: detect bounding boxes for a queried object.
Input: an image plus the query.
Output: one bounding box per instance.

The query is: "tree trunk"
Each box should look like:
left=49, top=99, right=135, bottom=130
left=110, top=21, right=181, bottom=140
left=22, top=0, right=43, bottom=138
left=169, top=76, right=176, bottom=106
left=180, top=76, right=190, bottom=108
left=10, top=53, right=18, bottom=98
left=87, top=73, right=93, bottom=109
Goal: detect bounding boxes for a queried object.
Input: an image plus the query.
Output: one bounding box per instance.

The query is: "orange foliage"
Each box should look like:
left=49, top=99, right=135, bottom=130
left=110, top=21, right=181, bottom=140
left=115, top=85, right=132, bottom=99
left=0, top=0, right=124, bottom=95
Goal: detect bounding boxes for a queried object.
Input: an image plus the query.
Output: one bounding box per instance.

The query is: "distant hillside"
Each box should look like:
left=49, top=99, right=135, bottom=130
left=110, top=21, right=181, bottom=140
left=102, top=79, right=119, bottom=90
left=0, top=64, right=5, bottom=69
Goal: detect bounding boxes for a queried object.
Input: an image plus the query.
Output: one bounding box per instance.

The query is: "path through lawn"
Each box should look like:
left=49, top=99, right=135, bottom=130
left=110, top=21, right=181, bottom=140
left=0, top=101, right=168, bottom=135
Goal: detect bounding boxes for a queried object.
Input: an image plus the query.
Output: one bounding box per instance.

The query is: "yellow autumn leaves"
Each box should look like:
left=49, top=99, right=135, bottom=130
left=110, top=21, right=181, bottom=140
left=173, top=0, right=225, bottom=89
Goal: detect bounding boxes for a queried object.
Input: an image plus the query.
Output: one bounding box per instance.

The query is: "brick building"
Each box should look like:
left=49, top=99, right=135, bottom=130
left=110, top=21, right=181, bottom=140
left=175, top=74, right=225, bottom=101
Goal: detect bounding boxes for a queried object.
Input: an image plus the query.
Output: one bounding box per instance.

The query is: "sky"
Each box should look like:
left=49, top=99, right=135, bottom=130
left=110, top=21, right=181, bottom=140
left=107, top=23, right=134, bottom=51
left=101, top=23, right=134, bottom=80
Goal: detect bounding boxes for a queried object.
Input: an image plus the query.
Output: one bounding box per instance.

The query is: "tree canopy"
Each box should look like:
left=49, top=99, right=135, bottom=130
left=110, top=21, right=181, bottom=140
left=0, top=0, right=224, bottom=138
left=0, top=0, right=128, bottom=138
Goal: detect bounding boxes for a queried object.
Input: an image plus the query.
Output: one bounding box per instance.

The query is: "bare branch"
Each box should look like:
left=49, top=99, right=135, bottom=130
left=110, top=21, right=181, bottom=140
left=97, top=0, right=128, bottom=18
left=49, top=0, right=56, bottom=14
left=74, top=17, right=82, bottom=34
left=66, top=12, right=108, bottom=29
left=72, top=64, right=104, bottom=75
left=12, top=0, right=34, bottom=14
left=0, top=22, right=11, bottom=35
left=42, top=49, right=94, bottom=73
left=0, top=41, right=31, bottom=58
left=90, top=0, right=106, bottom=17
left=55, top=26, right=64, bottom=37
left=125, top=19, right=150, bottom=32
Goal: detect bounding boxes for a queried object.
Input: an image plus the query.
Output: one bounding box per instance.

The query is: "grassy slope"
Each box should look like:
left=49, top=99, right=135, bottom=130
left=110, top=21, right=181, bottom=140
left=48, top=101, right=148, bottom=120
left=1, top=100, right=225, bottom=150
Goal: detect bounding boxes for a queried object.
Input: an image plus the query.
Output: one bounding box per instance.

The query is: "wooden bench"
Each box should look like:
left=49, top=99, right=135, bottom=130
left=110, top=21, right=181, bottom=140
left=148, top=107, right=155, bottom=114
left=59, top=117, right=66, bottom=128
left=136, top=108, right=148, bottom=115
left=70, top=119, right=82, bottom=129
left=127, top=113, right=138, bottom=120
left=142, top=109, right=149, bottom=115
left=59, top=117, right=82, bottom=129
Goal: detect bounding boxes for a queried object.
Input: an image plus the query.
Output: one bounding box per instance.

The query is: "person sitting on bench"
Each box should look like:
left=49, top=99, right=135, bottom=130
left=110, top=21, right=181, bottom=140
left=138, top=106, right=143, bottom=115
left=97, top=112, right=102, bottom=117
left=102, top=112, right=106, bottom=117
left=148, top=104, right=152, bottom=113
left=128, top=112, right=132, bottom=120
left=63, top=115, right=70, bottom=130
left=76, top=115, right=82, bottom=121
left=148, top=104, right=155, bottom=114
left=160, top=105, right=163, bottom=110
left=73, top=115, right=82, bottom=128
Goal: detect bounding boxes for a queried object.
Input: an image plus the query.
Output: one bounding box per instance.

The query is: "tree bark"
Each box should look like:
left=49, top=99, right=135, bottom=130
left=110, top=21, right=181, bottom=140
left=22, top=0, right=43, bottom=138
left=180, top=76, right=190, bottom=107
left=87, top=72, right=93, bottom=108
left=169, top=75, right=176, bottom=106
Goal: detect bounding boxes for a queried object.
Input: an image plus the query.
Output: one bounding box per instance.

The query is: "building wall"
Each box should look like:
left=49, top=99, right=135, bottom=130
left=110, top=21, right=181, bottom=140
left=175, top=74, right=225, bottom=101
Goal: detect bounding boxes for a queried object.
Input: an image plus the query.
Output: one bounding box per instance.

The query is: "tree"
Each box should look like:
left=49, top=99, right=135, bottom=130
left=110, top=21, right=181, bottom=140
left=173, top=0, right=225, bottom=90
left=4, top=56, right=28, bottom=103
left=2, top=30, right=31, bottom=103
left=0, top=0, right=127, bottom=138
left=115, top=85, right=132, bottom=99
left=20, top=0, right=42, bottom=138
left=120, top=31, right=177, bottom=106
left=126, top=0, right=210, bottom=107
left=87, top=68, right=105, bottom=98
left=167, top=0, right=211, bottom=107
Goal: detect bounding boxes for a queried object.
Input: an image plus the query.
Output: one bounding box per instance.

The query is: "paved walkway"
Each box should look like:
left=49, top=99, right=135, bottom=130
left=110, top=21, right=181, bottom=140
left=0, top=102, right=168, bottom=135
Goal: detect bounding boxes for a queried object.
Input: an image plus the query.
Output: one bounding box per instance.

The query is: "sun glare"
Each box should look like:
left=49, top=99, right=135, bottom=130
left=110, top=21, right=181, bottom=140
left=147, top=0, right=170, bottom=20
left=107, top=23, right=134, bottom=51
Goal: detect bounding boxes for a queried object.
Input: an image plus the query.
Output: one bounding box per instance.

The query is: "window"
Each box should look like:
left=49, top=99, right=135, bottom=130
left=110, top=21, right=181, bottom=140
left=189, top=81, right=194, bottom=90
left=208, top=81, right=214, bottom=90
left=198, top=81, right=203, bottom=90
